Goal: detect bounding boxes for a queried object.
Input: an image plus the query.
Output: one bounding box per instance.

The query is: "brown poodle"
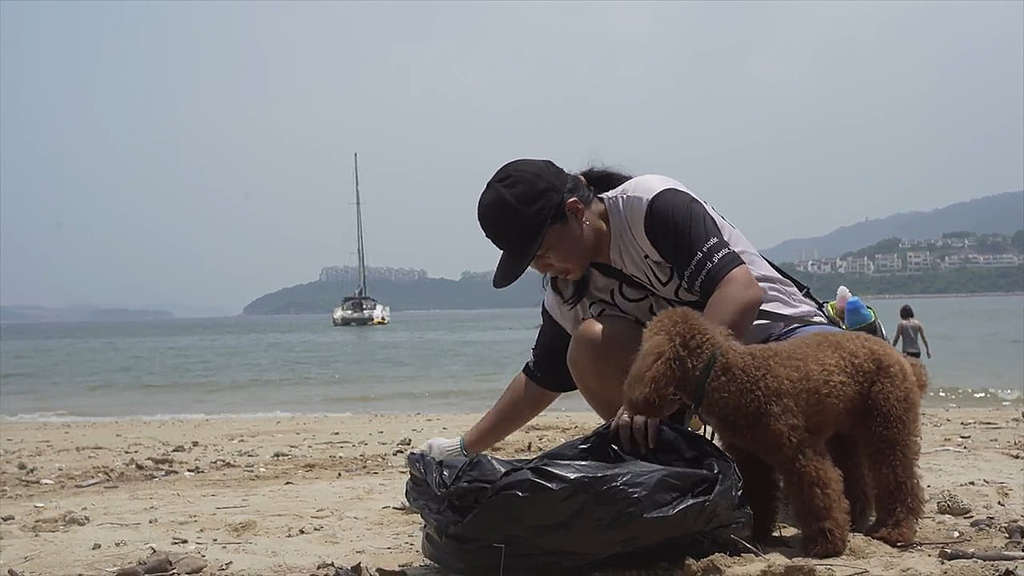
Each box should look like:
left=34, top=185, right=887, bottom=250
left=622, top=307, right=926, bottom=558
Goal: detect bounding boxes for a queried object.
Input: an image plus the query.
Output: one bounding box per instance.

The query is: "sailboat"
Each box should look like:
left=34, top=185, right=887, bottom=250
left=331, top=153, right=391, bottom=327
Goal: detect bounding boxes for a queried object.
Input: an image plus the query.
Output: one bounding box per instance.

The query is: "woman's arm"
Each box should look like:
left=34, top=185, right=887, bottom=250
left=918, top=323, right=931, bottom=358
left=421, top=301, right=570, bottom=458
left=892, top=324, right=901, bottom=347
left=640, top=189, right=761, bottom=340
left=702, top=265, right=763, bottom=342
left=419, top=372, right=558, bottom=458
left=462, top=372, right=559, bottom=453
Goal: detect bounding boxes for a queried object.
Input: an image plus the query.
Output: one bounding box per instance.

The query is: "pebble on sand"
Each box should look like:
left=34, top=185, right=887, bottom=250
left=936, top=489, right=973, bottom=516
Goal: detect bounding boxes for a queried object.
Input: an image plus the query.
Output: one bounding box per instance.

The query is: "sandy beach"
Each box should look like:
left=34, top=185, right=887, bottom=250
left=1, top=405, right=1021, bottom=575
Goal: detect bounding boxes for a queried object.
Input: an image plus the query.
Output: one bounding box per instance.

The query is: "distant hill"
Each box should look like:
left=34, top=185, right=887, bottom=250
left=242, top=269, right=544, bottom=315
left=0, top=306, right=174, bottom=323
left=248, top=191, right=1024, bottom=314
left=764, top=191, right=1024, bottom=262
left=775, top=264, right=1023, bottom=298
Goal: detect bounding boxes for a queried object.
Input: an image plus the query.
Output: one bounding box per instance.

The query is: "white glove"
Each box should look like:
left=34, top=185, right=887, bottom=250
left=418, top=437, right=468, bottom=459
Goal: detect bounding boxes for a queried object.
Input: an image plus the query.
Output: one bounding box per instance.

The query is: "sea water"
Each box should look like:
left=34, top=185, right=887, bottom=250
left=1, top=296, right=1021, bottom=419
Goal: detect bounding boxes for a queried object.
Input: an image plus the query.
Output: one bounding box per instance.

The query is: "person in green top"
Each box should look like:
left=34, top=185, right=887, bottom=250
left=892, top=304, right=932, bottom=359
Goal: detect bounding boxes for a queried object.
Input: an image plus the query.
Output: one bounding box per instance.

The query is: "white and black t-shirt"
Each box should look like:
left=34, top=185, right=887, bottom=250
left=523, top=175, right=827, bottom=393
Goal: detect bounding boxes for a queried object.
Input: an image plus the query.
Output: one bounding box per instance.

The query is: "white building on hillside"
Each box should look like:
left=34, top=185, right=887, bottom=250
left=966, top=254, right=1020, bottom=267
left=873, top=253, right=902, bottom=273
left=942, top=254, right=965, bottom=268
left=905, top=251, right=933, bottom=273
left=843, top=256, right=874, bottom=274
left=806, top=259, right=836, bottom=274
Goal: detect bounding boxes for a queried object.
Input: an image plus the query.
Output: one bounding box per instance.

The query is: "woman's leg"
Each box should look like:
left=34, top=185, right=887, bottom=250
left=566, top=316, right=644, bottom=420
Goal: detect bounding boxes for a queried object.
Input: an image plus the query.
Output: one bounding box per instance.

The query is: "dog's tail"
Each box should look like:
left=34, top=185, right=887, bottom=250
left=904, top=357, right=929, bottom=397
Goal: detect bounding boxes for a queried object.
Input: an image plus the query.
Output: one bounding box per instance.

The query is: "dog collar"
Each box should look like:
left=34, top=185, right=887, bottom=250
left=686, top=349, right=718, bottom=422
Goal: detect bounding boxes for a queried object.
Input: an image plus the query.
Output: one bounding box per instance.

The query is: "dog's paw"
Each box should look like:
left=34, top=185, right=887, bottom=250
left=867, top=525, right=915, bottom=548
left=801, top=526, right=848, bottom=558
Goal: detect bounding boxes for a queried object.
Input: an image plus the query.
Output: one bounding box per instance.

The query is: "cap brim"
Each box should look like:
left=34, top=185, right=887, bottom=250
left=492, top=232, right=545, bottom=289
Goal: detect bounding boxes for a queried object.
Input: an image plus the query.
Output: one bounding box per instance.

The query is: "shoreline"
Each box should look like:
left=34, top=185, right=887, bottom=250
left=1, top=407, right=1022, bottom=575
left=1, top=388, right=1020, bottom=423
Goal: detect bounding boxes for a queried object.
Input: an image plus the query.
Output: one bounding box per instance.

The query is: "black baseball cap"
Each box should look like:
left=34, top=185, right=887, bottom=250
left=478, top=159, right=577, bottom=289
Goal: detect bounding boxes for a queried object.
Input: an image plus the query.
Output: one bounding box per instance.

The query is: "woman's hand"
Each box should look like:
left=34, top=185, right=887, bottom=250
left=609, top=406, right=659, bottom=455
left=417, top=437, right=466, bottom=459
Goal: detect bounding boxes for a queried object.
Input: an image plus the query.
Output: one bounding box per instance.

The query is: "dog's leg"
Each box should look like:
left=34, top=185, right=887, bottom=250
left=726, top=443, right=780, bottom=544
left=827, top=435, right=873, bottom=533
left=863, top=376, right=925, bottom=546
left=778, top=444, right=850, bottom=558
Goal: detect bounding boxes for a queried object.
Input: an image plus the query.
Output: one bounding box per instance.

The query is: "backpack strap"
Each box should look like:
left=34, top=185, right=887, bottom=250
left=756, top=308, right=829, bottom=327
left=760, top=255, right=843, bottom=329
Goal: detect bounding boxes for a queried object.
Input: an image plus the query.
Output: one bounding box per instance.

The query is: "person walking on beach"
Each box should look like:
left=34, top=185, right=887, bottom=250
left=420, top=158, right=839, bottom=457
left=892, top=304, right=931, bottom=359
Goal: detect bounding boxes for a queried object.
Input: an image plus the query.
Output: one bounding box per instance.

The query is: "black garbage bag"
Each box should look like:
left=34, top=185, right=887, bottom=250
left=406, top=422, right=750, bottom=575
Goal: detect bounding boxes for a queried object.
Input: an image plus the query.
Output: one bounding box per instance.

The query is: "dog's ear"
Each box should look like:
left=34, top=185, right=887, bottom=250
left=622, top=307, right=722, bottom=416
left=622, top=326, right=688, bottom=417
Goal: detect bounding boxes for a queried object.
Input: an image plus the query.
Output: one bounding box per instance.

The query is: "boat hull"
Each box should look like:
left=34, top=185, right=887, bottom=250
left=331, top=298, right=390, bottom=327
left=332, top=314, right=382, bottom=327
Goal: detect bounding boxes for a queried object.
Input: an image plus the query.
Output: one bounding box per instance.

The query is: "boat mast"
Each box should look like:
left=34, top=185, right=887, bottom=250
left=354, top=153, right=367, bottom=298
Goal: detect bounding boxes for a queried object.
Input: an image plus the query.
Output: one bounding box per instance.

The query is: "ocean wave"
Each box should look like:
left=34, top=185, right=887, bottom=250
left=925, top=386, right=1022, bottom=406
left=318, top=387, right=499, bottom=404
left=0, top=410, right=355, bottom=423
left=2, top=385, right=1019, bottom=422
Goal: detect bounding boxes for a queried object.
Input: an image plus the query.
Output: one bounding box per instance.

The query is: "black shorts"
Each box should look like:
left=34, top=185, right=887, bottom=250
left=903, top=351, right=921, bottom=359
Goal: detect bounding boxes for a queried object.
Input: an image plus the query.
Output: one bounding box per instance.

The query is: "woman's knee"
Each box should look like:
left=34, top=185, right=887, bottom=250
left=567, top=318, right=603, bottom=356
left=566, top=316, right=643, bottom=386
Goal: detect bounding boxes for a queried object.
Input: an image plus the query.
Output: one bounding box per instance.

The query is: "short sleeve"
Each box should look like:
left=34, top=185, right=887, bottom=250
left=521, top=304, right=576, bottom=393
left=643, top=188, right=745, bottom=301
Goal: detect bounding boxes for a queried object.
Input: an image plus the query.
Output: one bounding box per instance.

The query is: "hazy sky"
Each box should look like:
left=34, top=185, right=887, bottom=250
left=2, top=1, right=1022, bottom=316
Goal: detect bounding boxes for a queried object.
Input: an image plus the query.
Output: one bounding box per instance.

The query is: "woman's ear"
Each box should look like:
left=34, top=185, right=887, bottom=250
left=564, top=197, right=586, bottom=222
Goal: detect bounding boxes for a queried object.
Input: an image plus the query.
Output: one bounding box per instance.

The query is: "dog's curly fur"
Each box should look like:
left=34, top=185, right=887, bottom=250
left=622, top=307, right=926, bottom=558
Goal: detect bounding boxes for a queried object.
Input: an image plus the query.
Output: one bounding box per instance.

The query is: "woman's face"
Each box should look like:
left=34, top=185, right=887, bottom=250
left=530, top=201, right=591, bottom=281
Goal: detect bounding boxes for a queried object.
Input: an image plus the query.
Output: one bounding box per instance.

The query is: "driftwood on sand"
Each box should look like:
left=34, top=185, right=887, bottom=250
left=938, top=548, right=1024, bottom=561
